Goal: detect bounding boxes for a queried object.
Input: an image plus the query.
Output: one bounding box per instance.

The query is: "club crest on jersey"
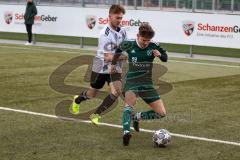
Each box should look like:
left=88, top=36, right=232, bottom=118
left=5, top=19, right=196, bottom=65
left=86, top=15, right=96, bottom=29
left=132, top=57, right=137, bottom=63
left=131, top=49, right=135, bottom=53
left=147, top=50, right=152, bottom=56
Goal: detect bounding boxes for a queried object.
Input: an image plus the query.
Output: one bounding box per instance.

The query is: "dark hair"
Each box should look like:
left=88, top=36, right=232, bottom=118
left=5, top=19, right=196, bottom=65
left=138, top=23, right=155, bottom=39
left=109, top=4, right=125, bottom=14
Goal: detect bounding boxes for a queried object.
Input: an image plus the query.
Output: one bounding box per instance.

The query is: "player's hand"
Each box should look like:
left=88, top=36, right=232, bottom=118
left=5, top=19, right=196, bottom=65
left=104, top=53, right=113, bottom=62
left=153, top=49, right=161, bottom=57
left=109, top=65, right=116, bottom=74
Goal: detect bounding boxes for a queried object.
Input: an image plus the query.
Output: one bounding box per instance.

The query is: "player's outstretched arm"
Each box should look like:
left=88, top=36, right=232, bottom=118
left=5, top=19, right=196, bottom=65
left=118, top=54, right=128, bottom=61
left=152, top=42, right=168, bottom=62
left=159, top=49, right=168, bottom=62
left=153, top=48, right=168, bottom=62
left=111, top=52, right=123, bottom=65
left=109, top=54, right=119, bottom=74
left=104, top=51, right=127, bottom=63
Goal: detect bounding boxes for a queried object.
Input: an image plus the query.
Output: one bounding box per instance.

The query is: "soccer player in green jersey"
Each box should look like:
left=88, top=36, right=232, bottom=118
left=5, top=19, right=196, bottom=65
left=111, top=23, right=168, bottom=146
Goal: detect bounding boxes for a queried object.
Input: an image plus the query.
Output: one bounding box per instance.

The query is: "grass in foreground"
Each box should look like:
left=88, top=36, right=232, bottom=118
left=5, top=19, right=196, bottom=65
left=0, top=44, right=240, bottom=160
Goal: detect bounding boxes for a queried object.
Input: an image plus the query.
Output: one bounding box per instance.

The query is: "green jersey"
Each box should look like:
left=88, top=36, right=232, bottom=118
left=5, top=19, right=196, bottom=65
left=122, top=40, right=168, bottom=84
left=114, top=40, right=168, bottom=104
left=24, top=2, right=37, bottom=24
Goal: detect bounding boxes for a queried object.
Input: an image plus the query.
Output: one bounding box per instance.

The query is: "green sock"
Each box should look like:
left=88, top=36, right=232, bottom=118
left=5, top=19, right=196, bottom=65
left=122, top=106, right=133, bottom=133
left=140, top=110, right=163, bottom=120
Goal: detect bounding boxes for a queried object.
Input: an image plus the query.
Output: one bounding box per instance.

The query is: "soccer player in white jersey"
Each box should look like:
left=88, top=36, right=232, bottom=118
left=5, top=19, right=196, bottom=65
left=70, top=4, right=127, bottom=125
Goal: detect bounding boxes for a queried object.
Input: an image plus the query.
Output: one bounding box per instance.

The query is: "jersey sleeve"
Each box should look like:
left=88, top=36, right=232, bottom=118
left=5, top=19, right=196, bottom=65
left=32, top=5, right=37, bottom=17
left=154, top=42, right=168, bottom=62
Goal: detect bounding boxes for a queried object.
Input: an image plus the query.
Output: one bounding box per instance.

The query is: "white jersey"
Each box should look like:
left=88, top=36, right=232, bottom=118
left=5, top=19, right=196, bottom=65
left=92, top=24, right=127, bottom=74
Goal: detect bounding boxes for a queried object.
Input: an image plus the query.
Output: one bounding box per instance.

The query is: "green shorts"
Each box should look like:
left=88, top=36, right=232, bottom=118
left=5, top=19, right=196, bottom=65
left=124, top=83, right=160, bottom=104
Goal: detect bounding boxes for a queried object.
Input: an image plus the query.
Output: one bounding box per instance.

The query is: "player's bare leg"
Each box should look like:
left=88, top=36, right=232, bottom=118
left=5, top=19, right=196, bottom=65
left=148, top=99, right=166, bottom=117
left=133, top=99, right=166, bottom=133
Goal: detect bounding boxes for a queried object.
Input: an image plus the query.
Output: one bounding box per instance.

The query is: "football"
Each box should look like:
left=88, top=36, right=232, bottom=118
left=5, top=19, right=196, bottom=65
left=152, top=129, right=171, bottom=147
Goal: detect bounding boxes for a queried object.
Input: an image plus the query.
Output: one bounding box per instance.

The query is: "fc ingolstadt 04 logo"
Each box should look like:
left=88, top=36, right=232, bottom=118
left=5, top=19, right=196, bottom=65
left=4, top=11, right=13, bottom=24
left=86, top=15, right=96, bottom=29
left=183, top=21, right=195, bottom=36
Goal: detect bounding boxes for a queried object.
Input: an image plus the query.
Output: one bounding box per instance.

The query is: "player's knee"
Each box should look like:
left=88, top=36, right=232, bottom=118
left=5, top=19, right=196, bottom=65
left=124, top=104, right=134, bottom=112
left=111, top=90, right=121, bottom=97
left=125, top=98, right=136, bottom=106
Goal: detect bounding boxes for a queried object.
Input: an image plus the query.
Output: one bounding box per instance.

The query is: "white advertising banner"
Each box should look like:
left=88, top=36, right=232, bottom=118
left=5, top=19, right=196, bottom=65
left=0, top=5, right=83, bottom=37
left=0, top=4, right=240, bottom=49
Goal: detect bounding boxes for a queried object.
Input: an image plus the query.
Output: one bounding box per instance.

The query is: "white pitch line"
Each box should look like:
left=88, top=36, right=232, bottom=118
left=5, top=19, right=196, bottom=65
left=0, top=45, right=240, bottom=68
left=0, top=45, right=80, bottom=54
left=169, top=60, right=240, bottom=68
left=0, top=106, right=240, bottom=147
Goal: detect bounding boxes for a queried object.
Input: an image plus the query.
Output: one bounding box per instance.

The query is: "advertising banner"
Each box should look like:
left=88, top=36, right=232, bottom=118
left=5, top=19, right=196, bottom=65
left=0, top=4, right=239, bottom=49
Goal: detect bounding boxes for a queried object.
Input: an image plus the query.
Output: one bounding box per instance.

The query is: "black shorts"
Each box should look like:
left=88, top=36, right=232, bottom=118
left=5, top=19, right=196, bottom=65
left=90, top=71, right=121, bottom=89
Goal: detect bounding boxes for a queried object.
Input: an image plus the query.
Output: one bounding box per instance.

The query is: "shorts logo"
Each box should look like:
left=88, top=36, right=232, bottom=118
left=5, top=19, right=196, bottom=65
left=86, top=15, right=96, bottom=29
left=4, top=11, right=13, bottom=24
left=183, top=21, right=195, bottom=36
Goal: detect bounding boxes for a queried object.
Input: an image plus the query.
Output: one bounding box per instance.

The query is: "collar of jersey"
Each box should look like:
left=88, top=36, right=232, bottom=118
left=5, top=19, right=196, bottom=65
left=136, top=40, right=149, bottom=50
left=107, top=24, right=121, bottom=33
